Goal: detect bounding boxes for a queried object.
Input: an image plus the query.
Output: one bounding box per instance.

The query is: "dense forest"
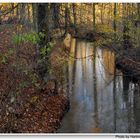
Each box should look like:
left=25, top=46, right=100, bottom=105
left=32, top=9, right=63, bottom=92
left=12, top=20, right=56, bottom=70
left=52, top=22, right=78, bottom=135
left=0, top=3, right=140, bottom=133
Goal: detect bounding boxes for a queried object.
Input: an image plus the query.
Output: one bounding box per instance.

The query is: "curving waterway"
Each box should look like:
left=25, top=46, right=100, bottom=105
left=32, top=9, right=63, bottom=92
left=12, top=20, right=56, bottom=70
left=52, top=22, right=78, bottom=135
left=57, top=37, right=140, bottom=133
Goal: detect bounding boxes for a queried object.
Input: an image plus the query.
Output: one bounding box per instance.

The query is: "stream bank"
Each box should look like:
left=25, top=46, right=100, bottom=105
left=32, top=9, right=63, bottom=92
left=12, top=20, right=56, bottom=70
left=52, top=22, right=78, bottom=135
left=0, top=25, right=69, bottom=133
left=67, top=26, right=106, bottom=42
left=116, top=48, right=140, bottom=83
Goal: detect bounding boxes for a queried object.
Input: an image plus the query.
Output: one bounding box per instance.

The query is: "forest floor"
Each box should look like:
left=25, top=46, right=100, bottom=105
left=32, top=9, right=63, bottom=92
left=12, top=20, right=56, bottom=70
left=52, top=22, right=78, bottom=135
left=0, top=24, right=69, bottom=133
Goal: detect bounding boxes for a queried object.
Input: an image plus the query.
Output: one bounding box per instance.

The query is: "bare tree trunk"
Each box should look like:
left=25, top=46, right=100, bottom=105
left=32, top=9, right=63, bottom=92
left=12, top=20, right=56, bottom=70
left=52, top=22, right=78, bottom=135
left=138, top=3, right=140, bottom=24
left=65, top=3, right=69, bottom=35
left=72, top=3, right=77, bottom=32
left=19, top=4, right=26, bottom=24
left=37, top=4, right=51, bottom=43
left=100, top=4, right=104, bottom=24
left=80, top=3, right=82, bottom=24
left=27, top=4, right=30, bottom=22
left=32, top=3, right=38, bottom=32
left=52, top=3, right=60, bottom=28
left=11, top=3, right=14, bottom=16
left=113, top=3, right=117, bottom=32
left=137, top=3, right=140, bottom=47
left=123, top=3, right=131, bottom=50
left=92, top=3, right=96, bottom=31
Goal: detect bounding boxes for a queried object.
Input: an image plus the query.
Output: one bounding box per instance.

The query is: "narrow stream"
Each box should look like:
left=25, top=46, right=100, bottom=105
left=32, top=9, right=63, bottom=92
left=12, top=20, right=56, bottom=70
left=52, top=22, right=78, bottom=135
left=57, top=38, right=140, bottom=133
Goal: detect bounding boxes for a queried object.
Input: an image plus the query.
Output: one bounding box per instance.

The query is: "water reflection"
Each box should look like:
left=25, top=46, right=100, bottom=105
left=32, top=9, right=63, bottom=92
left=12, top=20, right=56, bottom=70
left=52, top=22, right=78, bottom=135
left=134, top=84, right=140, bottom=132
left=58, top=38, right=140, bottom=133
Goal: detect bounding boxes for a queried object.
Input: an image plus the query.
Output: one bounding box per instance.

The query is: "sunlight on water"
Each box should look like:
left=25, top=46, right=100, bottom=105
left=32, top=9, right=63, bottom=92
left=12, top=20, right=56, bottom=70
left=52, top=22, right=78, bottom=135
left=58, top=38, right=140, bottom=133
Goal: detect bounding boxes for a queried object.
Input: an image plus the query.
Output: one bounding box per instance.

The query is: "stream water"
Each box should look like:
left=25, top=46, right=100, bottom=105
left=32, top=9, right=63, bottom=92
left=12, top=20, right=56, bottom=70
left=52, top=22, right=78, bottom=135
left=57, top=37, right=140, bottom=133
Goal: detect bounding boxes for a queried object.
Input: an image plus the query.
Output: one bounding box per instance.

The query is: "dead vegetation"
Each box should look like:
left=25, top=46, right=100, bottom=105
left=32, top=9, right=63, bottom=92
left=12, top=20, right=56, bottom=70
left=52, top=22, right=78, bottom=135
left=0, top=25, right=69, bottom=133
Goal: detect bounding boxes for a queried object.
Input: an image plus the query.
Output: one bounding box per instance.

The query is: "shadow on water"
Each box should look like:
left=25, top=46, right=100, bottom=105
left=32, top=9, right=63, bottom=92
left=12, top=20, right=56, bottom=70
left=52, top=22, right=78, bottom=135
left=57, top=37, right=140, bottom=133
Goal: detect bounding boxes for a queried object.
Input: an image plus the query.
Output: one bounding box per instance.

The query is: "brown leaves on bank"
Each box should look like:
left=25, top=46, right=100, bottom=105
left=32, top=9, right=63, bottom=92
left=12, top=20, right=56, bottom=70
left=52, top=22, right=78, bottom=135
left=0, top=25, right=69, bottom=133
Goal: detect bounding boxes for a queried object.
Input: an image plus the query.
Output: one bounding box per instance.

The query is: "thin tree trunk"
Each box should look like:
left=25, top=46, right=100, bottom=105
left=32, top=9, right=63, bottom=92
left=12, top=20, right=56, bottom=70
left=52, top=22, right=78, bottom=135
left=37, top=4, right=51, bottom=46
left=113, top=3, right=117, bottom=32
left=32, top=3, right=38, bottom=32
left=65, top=3, right=69, bottom=34
left=100, top=4, right=104, bottom=24
left=92, top=3, right=96, bottom=31
left=80, top=3, right=82, bottom=24
left=123, top=3, right=131, bottom=50
left=72, top=3, right=77, bottom=32
left=138, top=3, right=140, bottom=24
left=52, top=3, right=60, bottom=28
left=27, top=4, right=30, bottom=21
left=19, top=4, right=26, bottom=24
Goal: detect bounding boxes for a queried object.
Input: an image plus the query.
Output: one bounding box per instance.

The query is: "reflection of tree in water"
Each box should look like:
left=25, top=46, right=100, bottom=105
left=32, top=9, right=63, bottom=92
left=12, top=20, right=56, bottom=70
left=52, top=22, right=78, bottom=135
left=91, top=46, right=101, bottom=133
left=59, top=38, right=140, bottom=133
left=71, top=38, right=77, bottom=91
left=81, top=42, right=86, bottom=81
left=123, top=74, right=130, bottom=94
left=102, top=49, right=115, bottom=81
left=122, top=74, right=130, bottom=132
left=113, top=65, right=136, bottom=132
left=113, top=65, right=117, bottom=132
left=133, top=84, right=140, bottom=132
left=122, top=74, right=137, bottom=133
